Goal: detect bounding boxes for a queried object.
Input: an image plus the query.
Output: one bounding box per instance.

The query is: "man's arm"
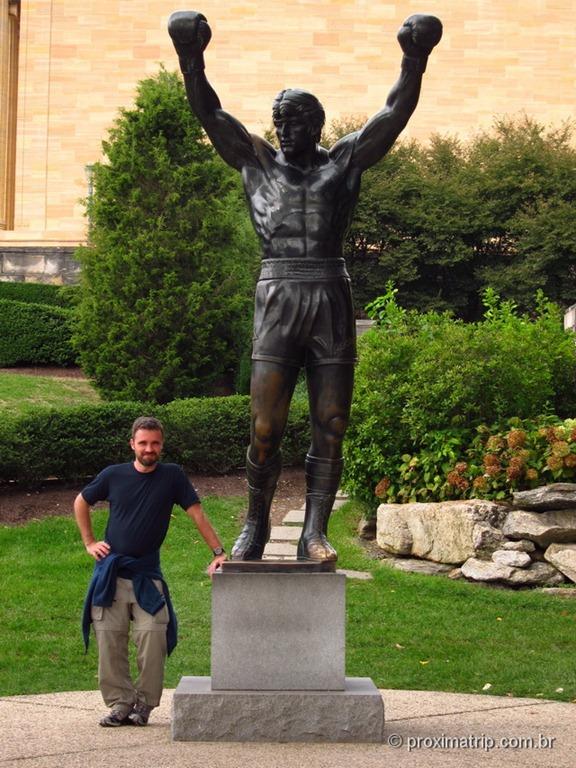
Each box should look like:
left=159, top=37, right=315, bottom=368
left=73, top=493, right=110, bottom=561
left=185, top=502, right=227, bottom=575
left=343, top=14, right=442, bottom=172
left=168, top=11, right=258, bottom=172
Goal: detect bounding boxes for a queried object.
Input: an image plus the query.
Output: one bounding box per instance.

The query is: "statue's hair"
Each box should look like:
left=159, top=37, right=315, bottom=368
left=272, top=89, right=326, bottom=143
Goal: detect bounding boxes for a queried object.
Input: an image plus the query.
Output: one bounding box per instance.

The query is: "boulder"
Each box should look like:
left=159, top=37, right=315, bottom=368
left=377, top=500, right=507, bottom=565
left=461, top=558, right=513, bottom=582
left=512, top=483, right=576, bottom=511
left=461, top=558, right=564, bottom=587
left=502, top=509, right=576, bottom=546
left=502, top=539, right=536, bottom=553
left=508, top=562, right=564, bottom=587
left=544, top=543, right=576, bottom=583
left=492, top=549, right=532, bottom=568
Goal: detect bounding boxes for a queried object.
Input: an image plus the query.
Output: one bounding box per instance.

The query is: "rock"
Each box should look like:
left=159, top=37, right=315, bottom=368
left=377, top=500, right=508, bottom=565
left=539, top=587, right=576, bottom=598
left=357, top=516, right=377, bottom=541
left=502, top=509, right=576, bottom=546
left=388, top=558, right=453, bottom=576
left=502, top=539, right=536, bottom=553
left=336, top=569, right=373, bottom=581
left=461, top=558, right=514, bottom=582
left=447, top=568, right=463, bottom=580
left=544, top=543, right=576, bottom=583
left=508, top=562, right=565, bottom=587
left=492, top=549, right=532, bottom=568
left=461, top=558, right=564, bottom=587
left=512, top=483, right=576, bottom=511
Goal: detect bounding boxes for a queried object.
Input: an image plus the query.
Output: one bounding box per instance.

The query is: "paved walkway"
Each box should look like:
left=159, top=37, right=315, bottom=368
left=1, top=688, right=574, bottom=768
left=2, top=501, right=574, bottom=767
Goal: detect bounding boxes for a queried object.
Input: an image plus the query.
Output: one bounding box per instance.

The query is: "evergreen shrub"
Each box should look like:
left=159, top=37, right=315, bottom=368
left=0, top=282, right=77, bottom=307
left=346, top=117, right=576, bottom=318
left=0, top=299, right=77, bottom=366
left=74, top=68, right=258, bottom=403
left=342, top=285, right=576, bottom=509
left=0, top=396, right=310, bottom=485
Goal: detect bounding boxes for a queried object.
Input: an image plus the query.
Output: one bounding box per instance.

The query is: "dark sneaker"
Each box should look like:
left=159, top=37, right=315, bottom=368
left=99, top=708, right=132, bottom=727
left=128, top=703, right=153, bottom=726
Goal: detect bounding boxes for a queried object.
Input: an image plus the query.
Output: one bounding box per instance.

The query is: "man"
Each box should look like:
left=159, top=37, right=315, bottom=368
left=74, top=416, right=226, bottom=727
left=168, top=11, right=442, bottom=562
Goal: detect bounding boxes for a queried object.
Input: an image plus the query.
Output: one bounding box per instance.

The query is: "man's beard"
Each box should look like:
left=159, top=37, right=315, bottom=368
left=138, top=453, right=160, bottom=467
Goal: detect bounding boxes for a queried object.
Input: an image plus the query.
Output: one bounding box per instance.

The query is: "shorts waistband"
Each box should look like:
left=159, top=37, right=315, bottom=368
left=259, top=258, right=349, bottom=281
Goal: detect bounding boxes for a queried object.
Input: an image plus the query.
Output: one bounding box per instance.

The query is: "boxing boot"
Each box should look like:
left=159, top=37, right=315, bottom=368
left=231, top=451, right=281, bottom=560
left=297, top=454, right=343, bottom=562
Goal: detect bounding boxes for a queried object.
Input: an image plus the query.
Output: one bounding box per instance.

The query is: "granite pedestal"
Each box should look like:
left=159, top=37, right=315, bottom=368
left=171, top=564, right=384, bottom=742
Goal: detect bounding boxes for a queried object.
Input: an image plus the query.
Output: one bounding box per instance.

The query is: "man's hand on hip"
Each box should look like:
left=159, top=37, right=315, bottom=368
left=86, top=540, right=111, bottom=560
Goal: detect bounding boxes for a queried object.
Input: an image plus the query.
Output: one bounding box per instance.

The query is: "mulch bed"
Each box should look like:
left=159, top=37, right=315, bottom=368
left=0, top=467, right=306, bottom=527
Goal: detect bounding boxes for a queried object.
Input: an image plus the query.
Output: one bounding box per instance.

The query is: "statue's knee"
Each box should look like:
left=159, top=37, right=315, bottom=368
left=320, top=415, right=348, bottom=448
left=252, top=416, right=280, bottom=457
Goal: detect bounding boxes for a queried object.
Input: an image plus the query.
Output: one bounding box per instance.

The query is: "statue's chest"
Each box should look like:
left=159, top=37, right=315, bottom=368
left=244, top=162, right=348, bottom=214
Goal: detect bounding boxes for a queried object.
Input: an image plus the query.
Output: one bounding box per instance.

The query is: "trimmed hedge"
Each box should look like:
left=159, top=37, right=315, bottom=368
left=0, top=299, right=77, bottom=366
left=0, top=283, right=77, bottom=307
left=0, top=396, right=310, bottom=485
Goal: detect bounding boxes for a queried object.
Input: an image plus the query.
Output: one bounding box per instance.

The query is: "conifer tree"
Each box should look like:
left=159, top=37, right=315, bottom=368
left=74, top=69, right=258, bottom=402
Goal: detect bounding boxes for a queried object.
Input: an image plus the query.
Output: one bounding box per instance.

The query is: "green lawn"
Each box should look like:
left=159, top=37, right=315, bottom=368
left=0, top=371, right=100, bottom=414
left=1, top=498, right=574, bottom=701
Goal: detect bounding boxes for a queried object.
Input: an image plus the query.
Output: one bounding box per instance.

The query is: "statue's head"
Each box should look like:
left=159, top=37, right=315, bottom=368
left=272, top=89, right=326, bottom=147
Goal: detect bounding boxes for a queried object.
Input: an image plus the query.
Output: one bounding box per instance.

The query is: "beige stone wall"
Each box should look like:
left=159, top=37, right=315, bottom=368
left=0, top=1, right=20, bottom=230
left=1, top=0, right=575, bottom=247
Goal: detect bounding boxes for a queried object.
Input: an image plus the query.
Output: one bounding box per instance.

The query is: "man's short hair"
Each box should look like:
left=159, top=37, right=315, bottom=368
left=131, top=416, right=164, bottom=439
left=272, top=89, right=326, bottom=143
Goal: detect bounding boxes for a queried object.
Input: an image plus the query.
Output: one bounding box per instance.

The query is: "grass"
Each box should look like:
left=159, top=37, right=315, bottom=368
left=0, top=498, right=574, bottom=701
left=0, top=372, right=100, bottom=414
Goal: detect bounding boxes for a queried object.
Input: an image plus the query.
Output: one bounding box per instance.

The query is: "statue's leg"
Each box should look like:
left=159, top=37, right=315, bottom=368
left=231, top=360, right=299, bottom=560
left=297, top=363, right=354, bottom=561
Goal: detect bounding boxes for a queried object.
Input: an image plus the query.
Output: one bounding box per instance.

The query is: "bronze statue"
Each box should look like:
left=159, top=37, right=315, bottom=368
left=168, top=11, right=442, bottom=562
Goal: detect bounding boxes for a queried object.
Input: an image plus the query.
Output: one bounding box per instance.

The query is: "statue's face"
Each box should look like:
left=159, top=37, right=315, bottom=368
left=274, top=106, right=316, bottom=161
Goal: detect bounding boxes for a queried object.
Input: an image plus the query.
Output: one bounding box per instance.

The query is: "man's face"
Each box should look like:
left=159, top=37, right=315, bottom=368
left=130, top=429, right=164, bottom=468
left=274, top=111, right=315, bottom=160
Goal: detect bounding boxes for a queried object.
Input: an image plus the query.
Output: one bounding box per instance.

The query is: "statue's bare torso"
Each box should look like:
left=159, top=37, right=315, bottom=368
left=243, top=140, right=362, bottom=259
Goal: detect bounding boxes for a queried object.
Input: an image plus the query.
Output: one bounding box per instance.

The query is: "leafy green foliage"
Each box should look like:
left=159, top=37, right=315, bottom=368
left=373, top=417, right=576, bottom=505
left=0, top=299, right=77, bottom=366
left=343, top=286, right=576, bottom=508
left=73, top=68, right=259, bottom=403
left=347, top=117, right=576, bottom=317
left=0, top=395, right=310, bottom=485
left=0, top=282, right=77, bottom=307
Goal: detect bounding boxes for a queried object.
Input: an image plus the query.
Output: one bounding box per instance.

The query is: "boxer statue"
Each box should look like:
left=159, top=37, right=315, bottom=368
left=169, top=11, right=442, bottom=562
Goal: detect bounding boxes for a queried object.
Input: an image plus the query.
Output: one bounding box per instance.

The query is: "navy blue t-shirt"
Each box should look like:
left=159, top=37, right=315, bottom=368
left=81, top=463, right=200, bottom=557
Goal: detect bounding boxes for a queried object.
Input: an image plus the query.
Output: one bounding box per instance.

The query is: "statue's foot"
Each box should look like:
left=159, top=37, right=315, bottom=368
left=230, top=522, right=266, bottom=560
left=297, top=533, right=337, bottom=562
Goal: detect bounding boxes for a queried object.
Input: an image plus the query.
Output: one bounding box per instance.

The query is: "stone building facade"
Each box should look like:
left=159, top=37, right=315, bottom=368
left=1, top=0, right=575, bottom=282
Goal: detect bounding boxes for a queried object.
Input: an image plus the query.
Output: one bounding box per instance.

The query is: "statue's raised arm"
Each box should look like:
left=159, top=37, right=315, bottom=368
left=343, top=14, right=442, bottom=171
left=168, top=11, right=258, bottom=171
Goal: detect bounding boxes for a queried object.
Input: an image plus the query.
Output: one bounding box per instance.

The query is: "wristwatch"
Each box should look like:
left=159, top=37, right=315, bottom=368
left=212, top=546, right=225, bottom=557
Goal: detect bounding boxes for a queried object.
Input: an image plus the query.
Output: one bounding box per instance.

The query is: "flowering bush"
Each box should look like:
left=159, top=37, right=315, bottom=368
left=342, top=285, right=576, bottom=510
left=373, top=418, right=576, bottom=504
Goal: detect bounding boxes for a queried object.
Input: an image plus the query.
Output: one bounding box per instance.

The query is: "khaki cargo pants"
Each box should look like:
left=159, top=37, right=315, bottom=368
left=91, top=577, right=169, bottom=714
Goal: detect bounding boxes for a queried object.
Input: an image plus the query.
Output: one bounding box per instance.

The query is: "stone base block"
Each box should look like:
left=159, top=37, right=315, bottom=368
left=211, top=571, right=345, bottom=690
left=172, top=676, right=384, bottom=743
